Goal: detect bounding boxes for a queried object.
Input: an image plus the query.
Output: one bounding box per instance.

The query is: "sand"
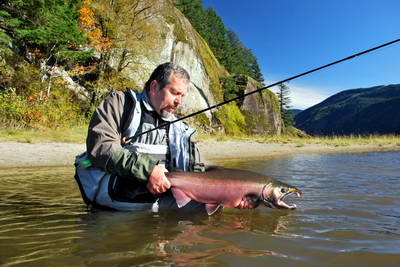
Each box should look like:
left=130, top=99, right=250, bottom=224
left=0, top=140, right=399, bottom=168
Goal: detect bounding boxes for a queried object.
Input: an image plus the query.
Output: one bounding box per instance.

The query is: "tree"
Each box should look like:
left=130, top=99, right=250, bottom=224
left=226, top=30, right=264, bottom=83
left=88, top=0, right=159, bottom=75
left=0, top=0, right=93, bottom=98
left=174, top=1, right=264, bottom=84
left=79, top=0, right=111, bottom=53
left=174, top=0, right=206, bottom=32
left=277, top=83, right=294, bottom=127
left=202, top=8, right=233, bottom=65
left=0, top=0, right=91, bottom=64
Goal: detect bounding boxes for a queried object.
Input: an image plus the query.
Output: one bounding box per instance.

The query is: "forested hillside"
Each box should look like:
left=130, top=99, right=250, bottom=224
left=295, top=84, right=400, bottom=135
left=174, top=0, right=264, bottom=84
left=0, top=0, right=281, bottom=135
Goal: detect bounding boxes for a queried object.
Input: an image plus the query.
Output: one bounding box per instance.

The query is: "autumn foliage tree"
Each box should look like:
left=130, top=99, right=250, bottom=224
left=78, top=0, right=111, bottom=57
left=86, top=0, right=159, bottom=74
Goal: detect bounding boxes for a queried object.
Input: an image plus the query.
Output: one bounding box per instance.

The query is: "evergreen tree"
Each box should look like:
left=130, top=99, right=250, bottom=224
left=0, top=0, right=91, bottom=63
left=202, top=8, right=233, bottom=65
left=277, top=83, right=294, bottom=127
left=226, top=30, right=264, bottom=83
left=174, top=0, right=206, bottom=32
left=174, top=0, right=264, bottom=84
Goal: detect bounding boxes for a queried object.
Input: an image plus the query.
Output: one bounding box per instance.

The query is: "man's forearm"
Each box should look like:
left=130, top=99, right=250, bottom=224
left=106, top=148, right=159, bottom=182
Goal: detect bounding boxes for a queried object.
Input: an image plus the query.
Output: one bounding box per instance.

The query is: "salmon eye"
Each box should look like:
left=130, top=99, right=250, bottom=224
left=280, top=188, right=287, bottom=194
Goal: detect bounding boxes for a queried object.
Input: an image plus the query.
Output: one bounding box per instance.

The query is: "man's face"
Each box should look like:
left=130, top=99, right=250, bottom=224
left=148, top=73, right=188, bottom=119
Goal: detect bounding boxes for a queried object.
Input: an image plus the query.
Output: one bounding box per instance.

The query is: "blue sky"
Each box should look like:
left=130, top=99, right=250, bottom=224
left=202, top=0, right=400, bottom=109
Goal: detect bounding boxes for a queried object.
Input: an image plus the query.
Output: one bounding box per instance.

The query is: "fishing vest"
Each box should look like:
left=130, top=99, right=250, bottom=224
left=74, top=90, right=201, bottom=211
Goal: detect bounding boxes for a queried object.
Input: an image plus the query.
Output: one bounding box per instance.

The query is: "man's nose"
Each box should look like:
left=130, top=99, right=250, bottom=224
left=174, top=95, right=182, bottom=105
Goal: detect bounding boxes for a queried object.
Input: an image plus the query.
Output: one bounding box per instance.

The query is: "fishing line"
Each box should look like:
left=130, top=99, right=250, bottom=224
left=126, top=38, right=400, bottom=142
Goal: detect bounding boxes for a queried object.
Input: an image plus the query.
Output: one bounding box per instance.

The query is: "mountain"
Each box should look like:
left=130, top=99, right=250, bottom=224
left=290, top=109, right=303, bottom=117
left=295, top=84, right=400, bottom=135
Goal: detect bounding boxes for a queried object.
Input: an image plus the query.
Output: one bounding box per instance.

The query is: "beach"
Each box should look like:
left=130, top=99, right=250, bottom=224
left=0, top=141, right=399, bottom=168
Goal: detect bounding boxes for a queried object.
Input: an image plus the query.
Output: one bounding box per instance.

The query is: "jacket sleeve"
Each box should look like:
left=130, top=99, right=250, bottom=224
left=86, top=91, right=159, bottom=182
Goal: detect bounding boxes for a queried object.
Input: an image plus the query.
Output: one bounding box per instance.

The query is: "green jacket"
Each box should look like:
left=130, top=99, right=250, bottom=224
left=86, top=90, right=159, bottom=183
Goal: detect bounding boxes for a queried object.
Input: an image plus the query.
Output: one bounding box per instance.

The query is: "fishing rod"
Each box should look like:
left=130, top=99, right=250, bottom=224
left=125, top=38, right=400, bottom=142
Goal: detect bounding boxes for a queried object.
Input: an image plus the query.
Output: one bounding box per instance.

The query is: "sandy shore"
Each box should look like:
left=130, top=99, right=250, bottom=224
left=0, top=141, right=399, bottom=168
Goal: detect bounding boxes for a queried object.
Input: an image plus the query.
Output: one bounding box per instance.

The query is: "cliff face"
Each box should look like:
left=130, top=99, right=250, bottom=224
left=106, top=0, right=226, bottom=122
left=239, top=76, right=282, bottom=135
left=101, top=0, right=282, bottom=134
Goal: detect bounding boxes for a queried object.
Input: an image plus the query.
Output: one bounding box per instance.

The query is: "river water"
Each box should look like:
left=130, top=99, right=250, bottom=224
left=1, top=151, right=399, bottom=266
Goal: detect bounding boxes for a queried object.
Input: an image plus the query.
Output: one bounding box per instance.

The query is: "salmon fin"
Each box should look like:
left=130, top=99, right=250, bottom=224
left=205, top=204, right=221, bottom=215
left=171, top=187, right=192, bottom=208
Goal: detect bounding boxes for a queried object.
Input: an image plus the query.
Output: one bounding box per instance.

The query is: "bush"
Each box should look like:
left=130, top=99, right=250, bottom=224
left=0, top=86, right=88, bottom=129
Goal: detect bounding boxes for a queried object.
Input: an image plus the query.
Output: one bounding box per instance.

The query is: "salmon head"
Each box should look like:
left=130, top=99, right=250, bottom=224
left=261, top=180, right=302, bottom=209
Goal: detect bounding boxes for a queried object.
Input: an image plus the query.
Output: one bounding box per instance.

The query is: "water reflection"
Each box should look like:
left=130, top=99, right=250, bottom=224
left=64, top=208, right=294, bottom=266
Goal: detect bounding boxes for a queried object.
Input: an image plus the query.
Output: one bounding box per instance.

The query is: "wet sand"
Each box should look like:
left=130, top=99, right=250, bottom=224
left=0, top=141, right=399, bottom=168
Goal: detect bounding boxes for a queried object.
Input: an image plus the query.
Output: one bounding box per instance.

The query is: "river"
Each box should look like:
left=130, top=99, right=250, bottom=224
left=1, top=151, right=399, bottom=266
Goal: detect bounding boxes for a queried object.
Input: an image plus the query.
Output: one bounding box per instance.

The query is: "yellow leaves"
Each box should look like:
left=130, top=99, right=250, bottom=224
left=79, top=7, right=96, bottom=29
left=87, top=28, right=112, bottom=51
left=67, top=64, right=96, bottom=76
left=30, top=48, right=45, bottom=59
left=78, top=0, right=112, bottom=52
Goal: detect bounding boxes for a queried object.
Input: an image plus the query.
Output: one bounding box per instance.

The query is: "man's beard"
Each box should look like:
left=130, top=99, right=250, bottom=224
left=160, top=108, right=174, bottom=119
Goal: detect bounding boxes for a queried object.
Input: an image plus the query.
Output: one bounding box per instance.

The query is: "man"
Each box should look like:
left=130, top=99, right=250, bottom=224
left=75, top=62, right=251, bottom=212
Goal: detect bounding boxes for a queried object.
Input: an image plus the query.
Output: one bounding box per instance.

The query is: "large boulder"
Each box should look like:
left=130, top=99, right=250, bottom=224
left=238, top=76, right=282, bottom=135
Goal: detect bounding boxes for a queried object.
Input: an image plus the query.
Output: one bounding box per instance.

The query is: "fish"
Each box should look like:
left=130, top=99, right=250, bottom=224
left=165, top=166, right=302, bottom=215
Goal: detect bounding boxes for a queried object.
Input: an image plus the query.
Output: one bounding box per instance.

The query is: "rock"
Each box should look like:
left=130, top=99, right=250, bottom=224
left=239, top=76, right=282, bottom=135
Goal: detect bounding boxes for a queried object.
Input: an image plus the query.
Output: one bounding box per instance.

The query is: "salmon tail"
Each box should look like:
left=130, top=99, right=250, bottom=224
left=171, top=187, right=192, bottom=208
left=205, top=204, right=221, bottom=215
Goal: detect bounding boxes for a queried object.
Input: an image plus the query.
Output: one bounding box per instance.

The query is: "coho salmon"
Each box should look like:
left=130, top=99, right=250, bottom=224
left=166, top=166, right=302, bottom=215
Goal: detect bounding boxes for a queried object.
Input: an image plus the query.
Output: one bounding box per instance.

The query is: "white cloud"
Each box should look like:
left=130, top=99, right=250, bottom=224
left=266, top=81, right=332, bottom=110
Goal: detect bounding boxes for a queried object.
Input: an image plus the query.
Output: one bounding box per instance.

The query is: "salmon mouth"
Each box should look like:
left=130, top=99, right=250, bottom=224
left=262, top=188, right=302, bottom=210
left=275, top=190, right=302, bottom=209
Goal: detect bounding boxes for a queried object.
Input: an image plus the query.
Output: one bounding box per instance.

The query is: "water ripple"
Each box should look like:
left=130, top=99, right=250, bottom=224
left=1, top=152, right=400, bottom=266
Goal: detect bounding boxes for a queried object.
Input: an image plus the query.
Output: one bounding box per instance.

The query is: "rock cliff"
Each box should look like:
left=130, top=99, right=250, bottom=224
left=107, top=0, right=282, bottom=135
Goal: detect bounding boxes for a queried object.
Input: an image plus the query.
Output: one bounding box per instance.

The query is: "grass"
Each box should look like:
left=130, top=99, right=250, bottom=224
left=196, top=133, right=400, bottom=147
left=0, top=125, right=87, bottom=143
left=1, top=125, right=399, bottom=148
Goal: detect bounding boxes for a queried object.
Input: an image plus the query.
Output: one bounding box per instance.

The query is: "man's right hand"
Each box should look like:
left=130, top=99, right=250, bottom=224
left=147, top=165, right=171, bottom=195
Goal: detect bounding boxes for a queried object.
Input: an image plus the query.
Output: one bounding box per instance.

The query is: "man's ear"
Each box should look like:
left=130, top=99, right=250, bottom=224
left=149, top=80, right=159, bottom=95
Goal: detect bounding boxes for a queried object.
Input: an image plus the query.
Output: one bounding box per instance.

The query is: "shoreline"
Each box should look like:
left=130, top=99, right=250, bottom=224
left=0, top=141, right=399, bottom=168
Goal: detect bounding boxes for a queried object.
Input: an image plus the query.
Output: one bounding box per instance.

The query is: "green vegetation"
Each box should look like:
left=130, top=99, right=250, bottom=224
left=196, top=133, right=400, bottom=147
left=0, top=0, right=157, bottom=132
left=0, top=0, right=91, bottom=64
left=174, top=0, right=264, bottom=84
left=0, top=85, right=88, bottom=129
left=1, top=0, right=275, bottom=139
left=214, top=103, right=246, bottom=136
left=0, top=125, right=87, bottom=143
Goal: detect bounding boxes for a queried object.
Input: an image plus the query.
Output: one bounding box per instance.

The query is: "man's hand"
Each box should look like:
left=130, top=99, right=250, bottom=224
left=147, top=165, right=171, bottom=195
left=236, top=195, right=258, bottom=209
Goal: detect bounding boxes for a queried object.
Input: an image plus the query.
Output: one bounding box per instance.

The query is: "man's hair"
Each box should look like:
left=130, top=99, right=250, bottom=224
left=144, top=62, right=190, bottom=91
